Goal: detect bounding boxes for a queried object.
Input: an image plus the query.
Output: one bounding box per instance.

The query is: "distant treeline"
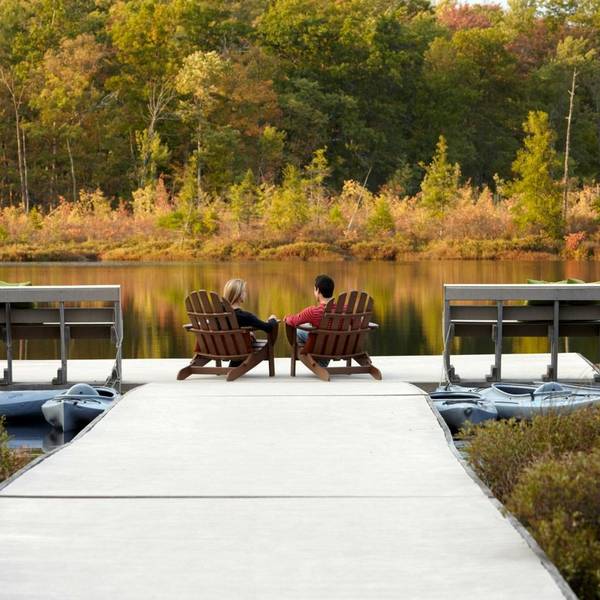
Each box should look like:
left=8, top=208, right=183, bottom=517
left=0, top=0, right=598, bottom=211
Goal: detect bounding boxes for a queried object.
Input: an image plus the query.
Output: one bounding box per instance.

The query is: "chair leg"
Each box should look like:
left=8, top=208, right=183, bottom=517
left=299, top=353, right=330, bottom=382
left=176, top=356, right=209, bottom=380
left=355, top=354, right=382, bottom=380
left=268, top=342, right=275, bottom=377
left=369, top=365, right=383, bottom=380
left=177, top=366, right=193, bottom=381
left=227, top=351, right=264, bottom=381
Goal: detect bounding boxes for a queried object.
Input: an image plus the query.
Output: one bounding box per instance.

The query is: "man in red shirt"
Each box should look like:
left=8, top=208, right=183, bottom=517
left=285, top=274, right=335, bottom=364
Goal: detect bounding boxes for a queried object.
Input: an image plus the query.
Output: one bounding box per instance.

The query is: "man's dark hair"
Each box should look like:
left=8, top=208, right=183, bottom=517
left=314, top=274, right=334, bottom=298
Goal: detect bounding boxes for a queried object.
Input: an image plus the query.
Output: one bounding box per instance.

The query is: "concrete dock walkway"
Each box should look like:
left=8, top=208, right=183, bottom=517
left=0, top=356, right=579, bottom=599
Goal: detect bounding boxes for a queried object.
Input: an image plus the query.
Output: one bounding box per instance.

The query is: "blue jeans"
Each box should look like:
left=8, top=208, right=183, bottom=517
left=296, top=328, right=329, bottom=367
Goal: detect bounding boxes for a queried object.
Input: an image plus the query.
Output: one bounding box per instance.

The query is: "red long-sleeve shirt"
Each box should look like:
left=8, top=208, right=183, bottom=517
left=285, top=302, right=332, bottom=328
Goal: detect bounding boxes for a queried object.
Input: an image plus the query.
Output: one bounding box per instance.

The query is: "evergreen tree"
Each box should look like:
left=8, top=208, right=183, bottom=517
left=508, top=111, right=563, bottom=239
left=420, top=135, right=460, bottom=217
left=230, top=169, right=260, bottom=228
left=367, top=196, right=395, bottom=235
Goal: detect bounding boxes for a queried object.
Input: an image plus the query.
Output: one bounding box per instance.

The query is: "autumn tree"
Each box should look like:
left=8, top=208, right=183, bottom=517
left=175, top=50, right=229, bottom=204
left=108, top=0, right=184, bottom=188
left=31, top=34, right=105, bottom=202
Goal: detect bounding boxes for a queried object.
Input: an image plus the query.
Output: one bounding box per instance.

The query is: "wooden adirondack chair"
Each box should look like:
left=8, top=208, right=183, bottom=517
left=177, top=290, right=277, bottom=382
left=286, top=290, right=382, bottom=382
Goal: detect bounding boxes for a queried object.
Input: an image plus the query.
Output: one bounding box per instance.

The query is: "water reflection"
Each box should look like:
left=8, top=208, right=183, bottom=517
left=6, top=420, right=77, bottom=452
left=0, top=260, right=598, bottom=361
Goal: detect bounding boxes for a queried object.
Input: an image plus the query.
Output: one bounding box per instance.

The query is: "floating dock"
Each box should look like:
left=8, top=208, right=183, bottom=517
left=0, top=354, right=585, bottom=599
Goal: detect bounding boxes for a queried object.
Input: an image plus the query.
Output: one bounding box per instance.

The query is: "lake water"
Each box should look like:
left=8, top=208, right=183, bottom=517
left=1, top=259, right=600, bottom=363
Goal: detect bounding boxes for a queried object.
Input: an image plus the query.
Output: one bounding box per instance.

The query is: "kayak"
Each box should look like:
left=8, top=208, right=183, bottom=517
left=436, top=382, right=600, bottom=420
left=430, top=391, right=498, bottom=431
left=41, top=383, right=119, bottom=432
left=0, top=389, right=68, bottom=419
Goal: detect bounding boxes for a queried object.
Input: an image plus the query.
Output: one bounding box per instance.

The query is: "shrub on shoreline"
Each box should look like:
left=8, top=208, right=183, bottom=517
left=0, top=418, right=33, bottom=483
left=508, top=450, right=600, bottom=598
left=463, top=408, right=600, bottom=502
left=462, top=408, right=600, bottom=598
left=0, top=183, right=598, bottom=262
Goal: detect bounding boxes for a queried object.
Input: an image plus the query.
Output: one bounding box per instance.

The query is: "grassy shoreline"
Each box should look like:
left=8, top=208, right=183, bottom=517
left=1, top=182, right=598, bottom=263
left=0, top=239, right=563, bottom=263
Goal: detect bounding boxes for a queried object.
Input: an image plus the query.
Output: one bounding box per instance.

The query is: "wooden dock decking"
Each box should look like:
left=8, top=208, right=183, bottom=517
left=0, top=355, right=583, bottom=599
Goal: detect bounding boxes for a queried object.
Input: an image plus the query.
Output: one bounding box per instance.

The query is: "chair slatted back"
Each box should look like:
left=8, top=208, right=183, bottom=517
left=309, top=291, right=374, bottom=357
left=185, top=290, right=252, bottom=358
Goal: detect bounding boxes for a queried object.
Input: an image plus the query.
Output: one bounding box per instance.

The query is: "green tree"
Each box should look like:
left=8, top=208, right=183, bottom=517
left=108, top=0, right=184, bottom=188
left=258, top=0, right=439, bottom=188
left=258, top=125, right=285, bottom=183
left=267, top=164, right=308, bottom=235
left=230, top=169, right=260, bottom=229
left=0, top=0, right=39, bottom=210
left=508, top=111, right=563, bottom=238
left=30, top=34, right=105, bottom=202
left=534, top=37, right=598, bottom=212
left=175, top=50, right=230, bottom=204
left=419, top=135, right=460, bottom=217
left=367, top=196, right=395, bottom=235
left=420, top=26, right=521, bottom=186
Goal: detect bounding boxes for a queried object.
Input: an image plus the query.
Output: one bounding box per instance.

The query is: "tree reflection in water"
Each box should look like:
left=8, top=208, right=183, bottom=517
left=0, top=260, right=598, bottom=362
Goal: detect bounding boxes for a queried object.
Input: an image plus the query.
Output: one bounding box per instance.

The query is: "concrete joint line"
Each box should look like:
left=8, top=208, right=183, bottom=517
left=0, top=494, right=481, bottom=500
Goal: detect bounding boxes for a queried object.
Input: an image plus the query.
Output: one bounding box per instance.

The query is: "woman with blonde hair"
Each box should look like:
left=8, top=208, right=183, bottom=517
left=223, top=278, right=278, bottom=333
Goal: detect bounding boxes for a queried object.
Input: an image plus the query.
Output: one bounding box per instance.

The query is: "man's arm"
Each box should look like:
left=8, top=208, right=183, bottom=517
left=284, top=306, right=318, bottom=328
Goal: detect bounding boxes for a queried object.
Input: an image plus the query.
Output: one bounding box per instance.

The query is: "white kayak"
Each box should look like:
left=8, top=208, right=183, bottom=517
left=437, top=382, right=600, bottom=420
left=0, top=389, right=68, bottom=419
left=42, top=383, right=119, bottom=432
left=430, top=391, right=498, bottom=431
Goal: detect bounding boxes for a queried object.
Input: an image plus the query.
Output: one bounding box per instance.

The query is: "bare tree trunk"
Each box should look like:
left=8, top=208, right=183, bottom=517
left=140, top=80, right=174, bottom=187
left=51, top=133, right=57, bottom=204
left=196, top=131, right=202, bottom=207
left=21, top=126, right=30, bottom=212
left=346, top=167, right=372, bottom=233
left=562, top=67, right=577, bottom=222
left=12, top=101, right=26, bottom=210
left=66, top=137, right=77, bottom=202
left=0, top=141, right=8, bottom=208
left=0, top=69, right=27, bottom=211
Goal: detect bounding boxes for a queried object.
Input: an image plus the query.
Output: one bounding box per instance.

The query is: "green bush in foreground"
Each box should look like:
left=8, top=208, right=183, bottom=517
left=463, top=409, right=600, bottom=599
left=463, top=407, right=600, bottom=503
left=508, top=450, right=600, bottom=599
left=0, top=417, right=32, bottom=482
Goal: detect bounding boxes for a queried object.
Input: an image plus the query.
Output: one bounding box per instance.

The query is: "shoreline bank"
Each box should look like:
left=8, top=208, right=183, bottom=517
left=0, top=239, right=569, bottom=263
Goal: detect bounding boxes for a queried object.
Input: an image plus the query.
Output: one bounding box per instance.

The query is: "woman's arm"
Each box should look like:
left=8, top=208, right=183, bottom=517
left=235, top=309, right=277, bottom=333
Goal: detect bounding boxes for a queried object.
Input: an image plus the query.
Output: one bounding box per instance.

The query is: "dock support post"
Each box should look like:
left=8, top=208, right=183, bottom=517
left=2, top=303, right=12, bottom=385
left=487, top=301, right=503, bottom=382
left=443, top=298, right=459, bottom=383
left=53, top=301, right=68, bottom=385
left=545, top=300, right=560, bottom=381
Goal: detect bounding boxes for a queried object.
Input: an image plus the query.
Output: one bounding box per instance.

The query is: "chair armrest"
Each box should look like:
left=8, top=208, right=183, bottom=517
left=183, top=323, right=192, bottom=331
left=285, top=321, right=297, bottom=347
left=368, top=322, right=379, bottom=329
left=240, top=324, right=279, bottom=344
